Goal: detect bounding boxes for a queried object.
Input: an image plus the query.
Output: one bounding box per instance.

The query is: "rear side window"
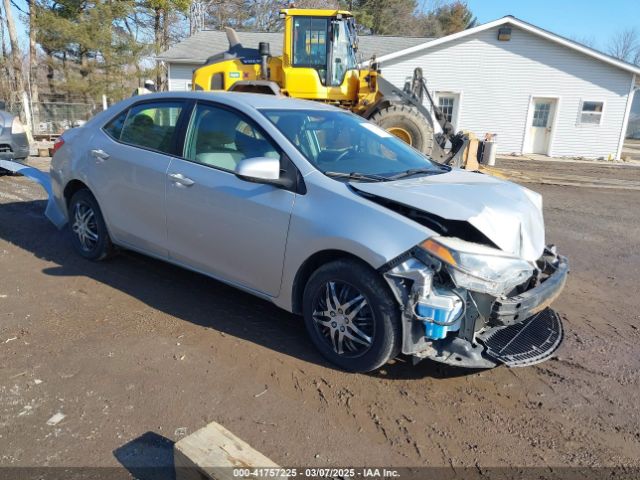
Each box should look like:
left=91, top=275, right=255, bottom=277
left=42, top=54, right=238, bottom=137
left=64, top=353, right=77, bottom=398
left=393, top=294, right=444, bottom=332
left=110, top=102, right=185, bottom=154
left=104, top=110, right=128, bottom=140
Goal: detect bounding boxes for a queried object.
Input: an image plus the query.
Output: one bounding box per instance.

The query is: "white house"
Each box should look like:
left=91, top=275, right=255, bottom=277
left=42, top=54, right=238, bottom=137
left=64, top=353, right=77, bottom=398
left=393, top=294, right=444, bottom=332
left=159, top=16, right=640, bottom=160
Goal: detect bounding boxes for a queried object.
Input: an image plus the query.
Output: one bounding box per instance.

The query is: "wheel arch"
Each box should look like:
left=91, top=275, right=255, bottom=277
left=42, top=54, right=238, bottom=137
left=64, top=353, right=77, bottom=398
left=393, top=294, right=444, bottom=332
left=62, top=179, right=114, bottom=239
left=63, top=179, right=90, bottom=206
left=291, top=249, right=378, bottom=315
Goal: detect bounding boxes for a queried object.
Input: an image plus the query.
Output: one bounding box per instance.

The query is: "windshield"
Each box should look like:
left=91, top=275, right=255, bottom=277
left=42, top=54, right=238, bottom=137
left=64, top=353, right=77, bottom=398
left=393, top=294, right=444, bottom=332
left=261, top=109, right=445, bottom=180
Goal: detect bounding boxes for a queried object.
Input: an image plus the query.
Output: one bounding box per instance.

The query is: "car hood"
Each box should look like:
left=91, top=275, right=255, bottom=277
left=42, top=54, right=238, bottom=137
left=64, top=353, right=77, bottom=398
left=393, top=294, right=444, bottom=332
left=350, top=169, right=545, bottom=262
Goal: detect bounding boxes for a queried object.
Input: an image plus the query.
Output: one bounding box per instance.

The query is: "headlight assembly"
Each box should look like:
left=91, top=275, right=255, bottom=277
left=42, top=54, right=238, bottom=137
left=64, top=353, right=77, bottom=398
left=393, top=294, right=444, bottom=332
left=420, top=237, right=534, bottom=296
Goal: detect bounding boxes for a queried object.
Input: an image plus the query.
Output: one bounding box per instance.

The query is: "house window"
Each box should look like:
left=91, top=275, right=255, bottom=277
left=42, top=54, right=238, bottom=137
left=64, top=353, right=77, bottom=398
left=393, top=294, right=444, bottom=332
left=438, top=95, right=456, bottom=123
left=579, top=101, right=603, bottom=125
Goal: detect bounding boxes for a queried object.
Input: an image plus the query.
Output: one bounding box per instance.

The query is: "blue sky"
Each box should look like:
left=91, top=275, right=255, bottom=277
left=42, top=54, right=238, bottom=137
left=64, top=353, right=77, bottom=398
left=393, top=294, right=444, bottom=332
left=8, top=0, right=640, bottom=53
left=462, top=0, right=640, bottom=52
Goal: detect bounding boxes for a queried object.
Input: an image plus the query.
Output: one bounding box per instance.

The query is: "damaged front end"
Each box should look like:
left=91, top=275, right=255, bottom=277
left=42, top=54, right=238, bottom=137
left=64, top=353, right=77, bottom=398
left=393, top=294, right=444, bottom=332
left=382, top=238, right=568, bottom=368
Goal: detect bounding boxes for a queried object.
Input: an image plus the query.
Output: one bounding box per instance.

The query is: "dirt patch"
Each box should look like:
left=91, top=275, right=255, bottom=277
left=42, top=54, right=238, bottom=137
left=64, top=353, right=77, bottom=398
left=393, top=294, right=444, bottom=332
left=493, top=157, right=640, bottom=188
left=1, top=158, right=639, bottom=471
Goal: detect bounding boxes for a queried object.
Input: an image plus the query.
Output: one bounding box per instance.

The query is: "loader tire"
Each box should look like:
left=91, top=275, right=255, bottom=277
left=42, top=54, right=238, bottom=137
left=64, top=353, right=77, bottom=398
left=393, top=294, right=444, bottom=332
left=369, top=104, right=434, bottom=155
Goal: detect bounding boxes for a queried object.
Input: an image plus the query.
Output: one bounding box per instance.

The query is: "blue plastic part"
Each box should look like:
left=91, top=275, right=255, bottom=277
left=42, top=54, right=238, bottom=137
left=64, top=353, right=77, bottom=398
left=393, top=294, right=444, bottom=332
left=416, top=303, right=462, bottom=340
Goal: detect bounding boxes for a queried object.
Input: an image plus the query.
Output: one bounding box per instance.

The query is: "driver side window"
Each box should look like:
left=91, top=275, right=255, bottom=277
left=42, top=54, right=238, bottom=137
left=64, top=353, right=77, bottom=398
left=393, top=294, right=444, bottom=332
left=184, top=104, right=280, bottom=171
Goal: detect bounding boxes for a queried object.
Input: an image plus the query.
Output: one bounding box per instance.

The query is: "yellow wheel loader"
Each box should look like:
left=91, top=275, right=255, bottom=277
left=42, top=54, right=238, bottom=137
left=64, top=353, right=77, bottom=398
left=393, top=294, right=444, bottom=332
left=192, top=8, right=469, bottom=166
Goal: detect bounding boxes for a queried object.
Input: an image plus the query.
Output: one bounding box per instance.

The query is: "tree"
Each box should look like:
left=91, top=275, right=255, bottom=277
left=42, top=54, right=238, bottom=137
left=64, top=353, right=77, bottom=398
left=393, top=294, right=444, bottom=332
left=0, top=5, right=12, bottom=105
left=428, top=0, right=475, bottom=36
left=351, top=0, right=417, bottom=35
left=203, top=0, right=247, bottom=30
left=570, top=34, right=597, bottom=50
left=350, top=0, right=475, bottom=37
left=2, top=0, right=27, bottom=109
left=35, top=0, right=149, bottom=102
left=27, top=0, right=40, bottom=124
left=135, top=0, right=191, bottom=89
left=247, top=0, right=282, bottom=31
left=608, top=28, right=639, bottom=65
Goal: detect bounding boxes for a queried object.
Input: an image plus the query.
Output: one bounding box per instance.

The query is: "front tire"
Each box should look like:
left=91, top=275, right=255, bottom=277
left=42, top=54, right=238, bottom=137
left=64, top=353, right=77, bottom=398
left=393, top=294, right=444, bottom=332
left=369, top=104, right=434, bottom=155
left=303, top=259, right=402, bottom=372
left=68, top=189, right=114, bottom=261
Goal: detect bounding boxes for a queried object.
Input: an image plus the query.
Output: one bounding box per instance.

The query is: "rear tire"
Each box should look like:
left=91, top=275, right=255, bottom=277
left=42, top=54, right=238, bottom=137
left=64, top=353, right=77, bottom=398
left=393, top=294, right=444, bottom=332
left=68, top=189, right=114, bottom=261
left=302, top=259, right=402, bottom=372
left=369, top=104, right=434, bottom=155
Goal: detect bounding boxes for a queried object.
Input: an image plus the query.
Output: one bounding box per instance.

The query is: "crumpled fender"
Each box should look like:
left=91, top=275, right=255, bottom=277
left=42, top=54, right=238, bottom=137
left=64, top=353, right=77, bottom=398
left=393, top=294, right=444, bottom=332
left=350, top=169, right=546, bottom=262
left=0, top=159, right=66, bottom=228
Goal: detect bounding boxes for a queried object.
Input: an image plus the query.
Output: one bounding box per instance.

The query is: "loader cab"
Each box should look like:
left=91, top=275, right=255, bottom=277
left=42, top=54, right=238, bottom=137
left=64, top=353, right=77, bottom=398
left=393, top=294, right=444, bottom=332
left=282, top=9, right=360, bottom=100
left=191, top=9, right=366, bottom=104
left=289, top=13, right=358, bottom=87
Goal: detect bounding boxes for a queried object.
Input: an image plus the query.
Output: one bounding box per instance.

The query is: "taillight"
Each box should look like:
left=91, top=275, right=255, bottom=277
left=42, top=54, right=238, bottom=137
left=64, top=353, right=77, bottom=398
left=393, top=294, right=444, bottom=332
left=11, top=117, right=25, bottom=134
left=52, top=137, right=65, bottom=156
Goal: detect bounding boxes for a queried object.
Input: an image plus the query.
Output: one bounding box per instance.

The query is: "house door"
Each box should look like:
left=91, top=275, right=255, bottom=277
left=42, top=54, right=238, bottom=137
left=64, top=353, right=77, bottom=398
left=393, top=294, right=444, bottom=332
left=527, top=98, right=557, bottom=154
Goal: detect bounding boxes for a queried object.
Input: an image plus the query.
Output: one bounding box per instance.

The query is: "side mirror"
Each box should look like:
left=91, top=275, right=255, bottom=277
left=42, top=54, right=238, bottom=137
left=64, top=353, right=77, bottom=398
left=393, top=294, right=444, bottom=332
left=235, top=156, right=281, bottom=183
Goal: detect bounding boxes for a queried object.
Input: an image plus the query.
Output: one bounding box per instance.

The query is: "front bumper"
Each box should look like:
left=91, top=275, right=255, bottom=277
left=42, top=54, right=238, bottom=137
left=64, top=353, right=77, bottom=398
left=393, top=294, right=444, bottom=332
left=489, top=255, right=569, bottom=326
left=384, top=246, right=568, bottom=369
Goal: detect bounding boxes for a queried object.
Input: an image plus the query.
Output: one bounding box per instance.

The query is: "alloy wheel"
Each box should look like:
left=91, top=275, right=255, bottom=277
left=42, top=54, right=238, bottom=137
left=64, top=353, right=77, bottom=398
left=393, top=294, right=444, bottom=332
left=71, top=201, right=99, bottom=252
left=311, top=281, right=375, bottom=358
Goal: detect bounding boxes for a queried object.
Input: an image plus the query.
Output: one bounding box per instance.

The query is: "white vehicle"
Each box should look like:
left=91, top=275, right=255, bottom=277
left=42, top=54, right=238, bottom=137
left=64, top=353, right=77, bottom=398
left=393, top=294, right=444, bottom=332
left=49, top=91, right=568, bottom=372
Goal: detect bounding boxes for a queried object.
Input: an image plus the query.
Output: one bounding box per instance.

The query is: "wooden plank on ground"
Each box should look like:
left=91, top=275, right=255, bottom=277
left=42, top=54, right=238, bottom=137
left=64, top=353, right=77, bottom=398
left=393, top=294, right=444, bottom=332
left=174, top=421, right=284, bottom=480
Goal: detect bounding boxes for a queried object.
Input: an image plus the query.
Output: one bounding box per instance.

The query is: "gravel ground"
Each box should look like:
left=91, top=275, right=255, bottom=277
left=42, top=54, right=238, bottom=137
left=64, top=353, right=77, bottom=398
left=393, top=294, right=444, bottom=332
left=492, top=157, right=640, bottom=190
left=1, top=158, right=639, bottom=476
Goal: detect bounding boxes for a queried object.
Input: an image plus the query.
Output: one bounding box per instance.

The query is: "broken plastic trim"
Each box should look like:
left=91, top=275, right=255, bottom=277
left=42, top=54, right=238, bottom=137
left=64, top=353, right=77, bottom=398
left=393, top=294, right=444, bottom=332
left=0, top=159, right=66, bottom=228
left=491, top=254, right=568, bottom=326
left=382, top=256, right=438, bottom=357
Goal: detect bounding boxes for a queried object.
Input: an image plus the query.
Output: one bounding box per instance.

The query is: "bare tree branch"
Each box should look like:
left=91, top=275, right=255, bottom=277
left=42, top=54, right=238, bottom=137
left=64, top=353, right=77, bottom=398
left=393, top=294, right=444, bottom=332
left=608, top=27, right=639, bottom=63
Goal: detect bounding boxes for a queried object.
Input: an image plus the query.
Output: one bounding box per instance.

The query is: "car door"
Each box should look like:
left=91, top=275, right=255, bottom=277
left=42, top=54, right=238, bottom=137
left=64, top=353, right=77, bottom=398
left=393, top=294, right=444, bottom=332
left=165, top=102, right=296, bottom=296
left=90, top=100, right=186, bottom=257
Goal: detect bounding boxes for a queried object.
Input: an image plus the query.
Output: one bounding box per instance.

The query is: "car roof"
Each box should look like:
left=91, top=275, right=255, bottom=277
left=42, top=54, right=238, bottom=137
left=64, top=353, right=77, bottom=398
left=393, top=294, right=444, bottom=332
left=130, top=91, right=340, bottom=112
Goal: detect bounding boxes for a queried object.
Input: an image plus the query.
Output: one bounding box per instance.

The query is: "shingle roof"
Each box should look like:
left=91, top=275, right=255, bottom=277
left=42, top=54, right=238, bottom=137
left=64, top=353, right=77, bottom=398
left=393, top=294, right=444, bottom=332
left=158, top=30, right=433, bottom=65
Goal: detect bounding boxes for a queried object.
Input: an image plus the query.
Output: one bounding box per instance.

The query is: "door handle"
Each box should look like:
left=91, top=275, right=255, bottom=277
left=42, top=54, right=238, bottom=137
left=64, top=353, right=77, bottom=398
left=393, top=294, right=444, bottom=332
left=168, top=172, right=195, bottom=187
left=91, top=149, right=110, bottom=161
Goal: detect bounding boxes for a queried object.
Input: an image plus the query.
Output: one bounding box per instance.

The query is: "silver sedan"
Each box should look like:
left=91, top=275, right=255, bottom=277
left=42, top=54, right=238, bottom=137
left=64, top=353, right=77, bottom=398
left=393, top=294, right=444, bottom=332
left=50, top=92, right=568, bottom=372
